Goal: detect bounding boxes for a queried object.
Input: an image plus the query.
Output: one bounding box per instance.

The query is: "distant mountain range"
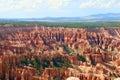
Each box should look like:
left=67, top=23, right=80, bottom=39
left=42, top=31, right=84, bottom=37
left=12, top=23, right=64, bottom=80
left=1, top=13, right=120, bottom=22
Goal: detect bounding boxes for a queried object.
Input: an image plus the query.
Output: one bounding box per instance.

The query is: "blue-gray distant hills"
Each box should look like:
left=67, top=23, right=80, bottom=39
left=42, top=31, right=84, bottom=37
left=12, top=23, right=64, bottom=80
left=1, top=13, right=120, bottom=22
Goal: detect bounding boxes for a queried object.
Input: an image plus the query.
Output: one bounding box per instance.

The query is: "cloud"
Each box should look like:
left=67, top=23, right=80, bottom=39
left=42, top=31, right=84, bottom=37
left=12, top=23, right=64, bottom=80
left=0, top=0, right=119, bottom=13
left=100, top=0, right=115, bottom=8
left=47, top=0, right=71, bottom=10
left=79, top=0, right=116, bottom=8
left=0, top=0, right=14, bottom=11
left=116, top=2, right=120, bottom=7
left=0, top=0, right=71, bottom=12
left=0, top=0, right=43, bottom=12
left=15, top=0, right=43, bottom=11
left=80, top=0, right=98, bottom=8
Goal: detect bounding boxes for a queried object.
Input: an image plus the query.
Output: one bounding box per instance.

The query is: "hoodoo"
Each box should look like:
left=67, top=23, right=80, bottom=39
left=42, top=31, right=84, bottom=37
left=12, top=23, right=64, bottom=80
left=0, top=25, right=119, bottom=80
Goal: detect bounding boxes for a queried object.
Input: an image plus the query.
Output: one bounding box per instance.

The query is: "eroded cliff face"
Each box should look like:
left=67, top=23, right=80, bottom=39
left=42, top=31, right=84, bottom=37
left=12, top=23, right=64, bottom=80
left=0, top=25, right=120, bottom=80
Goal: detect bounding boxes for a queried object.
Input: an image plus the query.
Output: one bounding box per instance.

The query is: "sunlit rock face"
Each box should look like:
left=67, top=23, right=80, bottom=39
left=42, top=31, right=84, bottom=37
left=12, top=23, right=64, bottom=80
left=114, top=78, right=120, bottom=80
left=0, top=25, right=119, bottom=80
left=66, top=77, right=80, bottom=80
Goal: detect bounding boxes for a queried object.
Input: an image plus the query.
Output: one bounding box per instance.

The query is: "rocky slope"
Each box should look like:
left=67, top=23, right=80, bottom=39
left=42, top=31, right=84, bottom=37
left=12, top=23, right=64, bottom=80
left=0, top=25, right=120, bottom=80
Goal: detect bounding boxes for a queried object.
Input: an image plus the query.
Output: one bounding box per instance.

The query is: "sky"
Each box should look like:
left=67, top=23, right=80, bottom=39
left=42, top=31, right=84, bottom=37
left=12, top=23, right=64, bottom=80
left=0, top=0, right=120, bottom=18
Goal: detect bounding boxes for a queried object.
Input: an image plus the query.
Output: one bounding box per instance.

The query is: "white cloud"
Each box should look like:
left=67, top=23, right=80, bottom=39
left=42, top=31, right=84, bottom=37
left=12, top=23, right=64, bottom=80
left=0, top=0, right=15, bottom=11
left=100, top=0, right=115, bottom=8
left=0, top=0, right=43, bottom=12
left=80, top=0, right=116, bottom=8
left=47, top=0, right=71, bottom=10
left=15, top=0, right=43, bottom=11
left=116, top=2, right=120, bottom=7
left=0, top=0, right=71, bottom=12
left=0, top=0, right=119, bottom=13
left=80, top=0, right=99, bottom=8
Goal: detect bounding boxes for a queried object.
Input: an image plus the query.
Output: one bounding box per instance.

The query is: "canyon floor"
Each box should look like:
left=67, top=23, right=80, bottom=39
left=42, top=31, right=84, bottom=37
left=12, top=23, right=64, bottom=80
left=0, top=25, right=120, bottom=80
